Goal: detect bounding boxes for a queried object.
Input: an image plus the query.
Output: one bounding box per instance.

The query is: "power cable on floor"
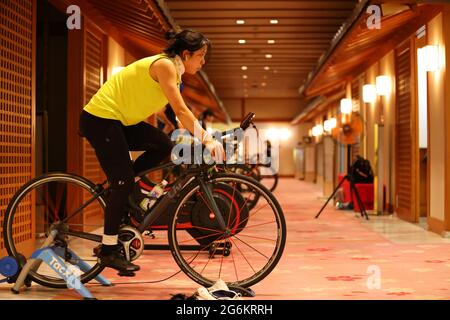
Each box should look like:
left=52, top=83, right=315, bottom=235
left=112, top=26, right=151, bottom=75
left=89, top=269, right=184, bottom=286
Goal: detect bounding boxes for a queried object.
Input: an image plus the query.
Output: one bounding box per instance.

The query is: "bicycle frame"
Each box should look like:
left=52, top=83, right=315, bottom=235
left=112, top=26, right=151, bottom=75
left=55, top=112, right=259, bottom=244
left=56, top=162, right=228, bottom=244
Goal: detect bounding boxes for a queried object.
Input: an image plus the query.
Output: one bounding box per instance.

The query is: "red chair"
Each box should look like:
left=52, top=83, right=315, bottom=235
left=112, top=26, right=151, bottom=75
left=338, top=173, right=375, bottom=211
left=352, top=183, right=374, bottom=211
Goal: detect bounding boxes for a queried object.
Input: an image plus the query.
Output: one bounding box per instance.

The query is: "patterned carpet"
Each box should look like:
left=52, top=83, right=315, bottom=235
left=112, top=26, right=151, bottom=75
left=2, top=178, right=450, bottom=300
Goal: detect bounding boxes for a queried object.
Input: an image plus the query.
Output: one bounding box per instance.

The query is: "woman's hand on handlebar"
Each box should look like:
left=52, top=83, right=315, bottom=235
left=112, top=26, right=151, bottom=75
left=204, top=139, right=225, bottom=163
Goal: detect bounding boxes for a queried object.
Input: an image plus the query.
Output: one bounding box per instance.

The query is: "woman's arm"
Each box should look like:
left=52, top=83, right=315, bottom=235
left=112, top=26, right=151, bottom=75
left=151, top=59, right=211, bottom=143
left=151, top=58, right=224, bottom=162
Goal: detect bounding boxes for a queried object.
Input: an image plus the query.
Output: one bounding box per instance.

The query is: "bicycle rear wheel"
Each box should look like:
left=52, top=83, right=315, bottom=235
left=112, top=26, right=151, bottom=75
left=168, top=173, right=286, bottom=288
left=3, top=173, right=106, bottom=288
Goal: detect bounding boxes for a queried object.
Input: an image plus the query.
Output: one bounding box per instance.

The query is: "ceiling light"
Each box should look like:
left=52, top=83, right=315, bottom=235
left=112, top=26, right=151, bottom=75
left=264, top=66, right=270, bottom=71
left=267, top=40, right=275, bottom=44
left=270, top=19, right=279, bottom=24
left=265, top=54, right=272, bottom=58
left=236, top=19, right=245, bottom=24
left=261, top=82, right=266, bottom=87
left=242, top=75, right=248, bottom=79
left=238, top=39, right=246, bottom=44
left=241, top=66, right=248, bottom=71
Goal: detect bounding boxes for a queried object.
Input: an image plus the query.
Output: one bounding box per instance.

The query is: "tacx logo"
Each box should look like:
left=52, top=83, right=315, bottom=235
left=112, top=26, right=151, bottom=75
left=366, top=265, right=381, bottom=289
left=49, top=257, right=82, bottom=290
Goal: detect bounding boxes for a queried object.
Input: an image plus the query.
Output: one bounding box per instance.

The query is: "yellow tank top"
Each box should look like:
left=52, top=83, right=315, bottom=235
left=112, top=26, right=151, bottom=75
left=84, top=54, right=181, bottom=126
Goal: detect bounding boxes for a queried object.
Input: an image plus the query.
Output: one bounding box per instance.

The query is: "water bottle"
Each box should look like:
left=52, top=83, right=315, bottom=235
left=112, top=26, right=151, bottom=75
left=139, top=180, right=168, bottom=212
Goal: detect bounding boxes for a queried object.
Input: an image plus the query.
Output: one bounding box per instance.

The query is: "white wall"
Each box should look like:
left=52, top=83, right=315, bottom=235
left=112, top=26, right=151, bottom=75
left=428, top=13, right=446, bottom=221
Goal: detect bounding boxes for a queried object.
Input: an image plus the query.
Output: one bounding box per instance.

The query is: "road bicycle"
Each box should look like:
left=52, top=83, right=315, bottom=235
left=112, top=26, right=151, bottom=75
left=226, top=162, right=279, bottom=193
left=3, top=113, right=286, bottom=289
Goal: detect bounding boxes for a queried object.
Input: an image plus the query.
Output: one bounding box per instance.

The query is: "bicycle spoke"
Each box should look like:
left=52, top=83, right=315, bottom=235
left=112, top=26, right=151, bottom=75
left=177, top=230, right=224, bottom=245
left=196, top=191, right=215, bottom=215
left=241, top=220, right=276, bottom=230
left=199, top=238, right=224, bottom=275
left=226, top=182, right=237, bottom=228
left=182, top=234, right=223, bottom=263
left=4, top=175, right=106, bottom=288
left=232, top=233, right=277, bottom=242
left=228, top=201, right=270, bottom=232
left=229, top=240, right=239, bottom=283
left=189, top=225, right=223, bottom=233
left=41, top=186, right=58, bottom=222
left=228, top=236, right=256, bottom=273
left=232, top=234, right=271, bottom=260
left=170, top=173, right=286, bottom=288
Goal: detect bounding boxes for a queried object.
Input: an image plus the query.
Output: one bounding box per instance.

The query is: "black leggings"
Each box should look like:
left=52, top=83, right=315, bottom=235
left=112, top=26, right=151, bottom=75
left=79, top=110, right=173, bottom=235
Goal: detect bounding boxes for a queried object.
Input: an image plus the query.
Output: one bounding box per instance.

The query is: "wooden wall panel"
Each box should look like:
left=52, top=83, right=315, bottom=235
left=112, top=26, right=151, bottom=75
left=0, top=0, right=34, bottom=252
left=395, top=40, right=417, bottom=222
left=82, top=26, right=106, bottom=223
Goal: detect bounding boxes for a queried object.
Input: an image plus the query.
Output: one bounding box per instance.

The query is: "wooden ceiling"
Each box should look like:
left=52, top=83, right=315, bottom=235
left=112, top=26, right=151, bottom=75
left=292, top=2, right=444, bottom=125
left=162, top=0, right=359, bottom=99
left=302, top=2, right=444, bottom=98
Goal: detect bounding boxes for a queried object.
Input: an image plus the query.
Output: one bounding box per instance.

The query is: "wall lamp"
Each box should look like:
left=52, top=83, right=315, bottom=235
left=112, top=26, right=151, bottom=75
left=323, top=118, right=337, bottom=134
left=311, top=124, right=324, bottom=137
left=422, top=45, right=440, bottom=72
left=362, top=84, right=377, bottom=103
left=376, top=75, right=391, bottom=96
left=340, top=98, right=352, bottom=114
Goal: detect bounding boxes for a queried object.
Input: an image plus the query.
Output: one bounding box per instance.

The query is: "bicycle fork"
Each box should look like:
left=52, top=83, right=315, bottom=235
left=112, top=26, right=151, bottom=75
left=197, top=177, right=228, bottom=233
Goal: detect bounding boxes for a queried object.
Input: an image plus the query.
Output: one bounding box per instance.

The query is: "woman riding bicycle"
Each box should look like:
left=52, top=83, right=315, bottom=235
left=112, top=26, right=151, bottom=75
left=79, top=29, right=224, bottom=273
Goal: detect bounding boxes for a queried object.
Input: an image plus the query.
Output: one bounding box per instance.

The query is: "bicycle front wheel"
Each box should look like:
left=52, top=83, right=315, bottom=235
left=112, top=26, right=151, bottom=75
left=223, top=164, right=261, bottom=210
left=168, top=173, right=286, bottom=288
left=3, top=173, right=106, bottom=288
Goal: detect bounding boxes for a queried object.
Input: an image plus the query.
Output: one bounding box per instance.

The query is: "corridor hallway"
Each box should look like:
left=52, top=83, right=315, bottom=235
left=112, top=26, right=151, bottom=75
left=2, top=178, right=450, bottom=300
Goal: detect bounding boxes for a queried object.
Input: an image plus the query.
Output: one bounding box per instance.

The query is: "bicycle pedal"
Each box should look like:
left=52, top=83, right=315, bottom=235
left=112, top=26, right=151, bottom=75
left=117, top=270, right=136, bottom=277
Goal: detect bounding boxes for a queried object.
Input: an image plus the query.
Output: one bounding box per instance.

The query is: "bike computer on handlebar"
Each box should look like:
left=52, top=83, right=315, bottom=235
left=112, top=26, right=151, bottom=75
left=240, top=112, right=255, bottom=130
